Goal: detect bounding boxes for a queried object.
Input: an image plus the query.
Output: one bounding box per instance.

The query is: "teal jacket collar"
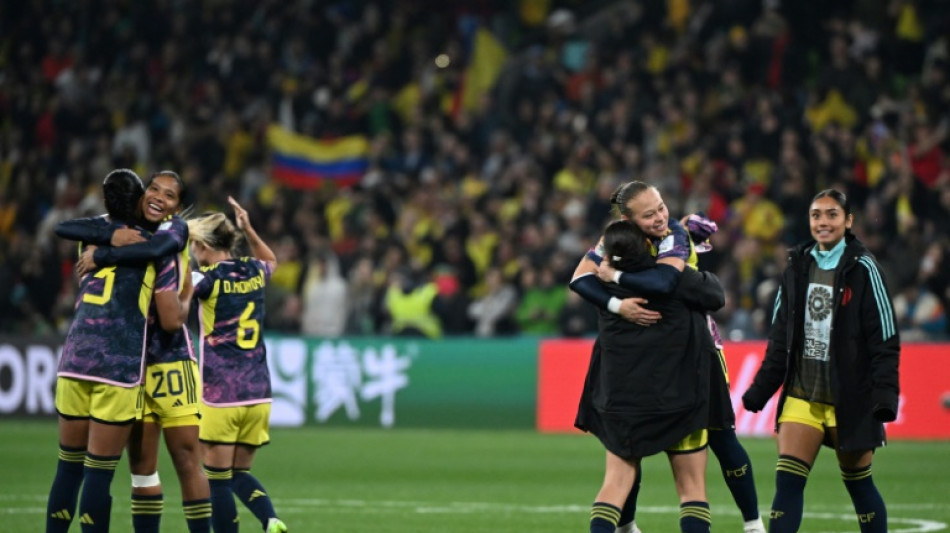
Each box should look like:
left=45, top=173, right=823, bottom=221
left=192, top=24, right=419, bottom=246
left=810, top=238, right=846, bottom=269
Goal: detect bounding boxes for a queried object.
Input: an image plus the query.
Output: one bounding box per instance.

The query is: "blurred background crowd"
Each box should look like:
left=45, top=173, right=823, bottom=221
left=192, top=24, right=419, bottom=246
left=1, top=0, right=949, bottom=341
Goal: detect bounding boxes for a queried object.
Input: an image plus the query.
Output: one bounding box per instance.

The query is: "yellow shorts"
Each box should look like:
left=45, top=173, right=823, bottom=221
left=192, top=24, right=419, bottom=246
left=778, top=396, right=837, bottom=431
left=200, top=403, right=271, bottom=447
left=141, top=360, right=201, bottom=428
left=667, top=428, right=708, bottom=454
left=55, top=377, right=141, bottom=424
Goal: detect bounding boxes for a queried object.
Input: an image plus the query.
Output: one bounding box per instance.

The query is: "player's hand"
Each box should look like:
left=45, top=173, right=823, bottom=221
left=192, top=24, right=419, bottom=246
left=742, top=388, right=767, bottom=413
left=685, top=213, right=718, bottom=242
left=228, top=196, right=249, bottom=231
left=76, top=246, right=98, bottom=277
left=619, top=297, right=661, bottom=326
left=596, top=262, right=618, bottom=283
left=111, top=228, right=146, bottom=246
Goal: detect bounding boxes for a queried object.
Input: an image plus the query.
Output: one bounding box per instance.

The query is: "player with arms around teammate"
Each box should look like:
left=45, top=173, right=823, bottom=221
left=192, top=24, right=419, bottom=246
left=571, top=181, right=764, bottom=533
left=47, top=169, right=177, bottom=533
left=60, top=170, right=211, bottom=533
left=742, top=189, right=900, bottom=533
left=188, top=196, right=287, bottom=533
left=578, top=219, right=725, bottom=533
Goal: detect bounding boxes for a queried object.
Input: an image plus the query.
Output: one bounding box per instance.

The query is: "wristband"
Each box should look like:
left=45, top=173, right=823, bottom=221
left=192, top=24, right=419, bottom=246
left=607, top=297, right=622, bottom=314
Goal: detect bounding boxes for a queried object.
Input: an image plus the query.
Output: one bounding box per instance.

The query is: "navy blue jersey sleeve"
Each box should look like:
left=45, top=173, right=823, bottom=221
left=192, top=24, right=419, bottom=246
left=569, top=273, right=612, bottom=311
left=92, top=216, right=187, bottom=267
left=55, top=216, right=115, bottom=244
left=655, top=218, right=691, bottom=261
left=192, top=269, right=214, bottom=300
left=616, top=264, right=682, bottom=295
left=93, top=232, right=179, bottom=266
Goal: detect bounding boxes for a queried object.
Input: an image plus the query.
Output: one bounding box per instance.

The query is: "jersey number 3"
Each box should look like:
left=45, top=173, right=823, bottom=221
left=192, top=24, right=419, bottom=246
left=82, top=266, right=117, bottom=305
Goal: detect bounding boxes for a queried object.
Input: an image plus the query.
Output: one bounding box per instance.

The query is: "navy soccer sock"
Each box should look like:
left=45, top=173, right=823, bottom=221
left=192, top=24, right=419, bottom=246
left=679, top=500, right=711, bottom=532
left=709, top=428, right=760, bottom=521
left=130, top=493, right=163, bottom=533
left=590, top=501, right=621, bottom=532
left=769, top=455, right=810, bottom=533
left=182, top=498, right=213, bottom=533
left=78, top=453, right=121, bottom=533
left=841, top=465, right=887, bottom=532
left=233, top=468, right=279, bottom=528
left=46, top=445, right=86, bottom=533
left=204, top=466, right=238, bottom=533
left=617, top=468, right=642, bottom=528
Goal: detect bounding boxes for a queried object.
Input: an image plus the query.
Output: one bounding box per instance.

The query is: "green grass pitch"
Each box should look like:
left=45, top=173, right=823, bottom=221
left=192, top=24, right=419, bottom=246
left=3, top=420, right=948, bottom=532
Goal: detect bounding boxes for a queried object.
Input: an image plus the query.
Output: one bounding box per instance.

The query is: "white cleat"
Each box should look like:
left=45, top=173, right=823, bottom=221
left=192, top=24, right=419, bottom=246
left=616, top=522, right=642, bottom=533
left=743, top=517, right=766, bottom=533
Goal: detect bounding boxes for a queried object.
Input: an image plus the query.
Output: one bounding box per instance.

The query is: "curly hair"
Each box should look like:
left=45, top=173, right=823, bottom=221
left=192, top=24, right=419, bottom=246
left=102, top=168, right=144, bottom=222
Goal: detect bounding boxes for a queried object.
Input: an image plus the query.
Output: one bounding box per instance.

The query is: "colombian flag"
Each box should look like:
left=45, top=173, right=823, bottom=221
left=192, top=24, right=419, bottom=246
left=267, top=125, right=369, bottom=189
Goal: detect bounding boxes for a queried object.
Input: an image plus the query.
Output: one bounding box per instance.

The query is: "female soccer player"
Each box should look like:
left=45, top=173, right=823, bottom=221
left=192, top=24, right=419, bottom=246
left=742, top=189, right=900, bottom=533
left=63, top=170, right=211, bottom=533
left=577, top=219, right=724, bottom=533
left=48, top=168, right=188, bottom=533
left=570, top=181, right=765, bottom=533
left=188, top=196, right=287, bottom=533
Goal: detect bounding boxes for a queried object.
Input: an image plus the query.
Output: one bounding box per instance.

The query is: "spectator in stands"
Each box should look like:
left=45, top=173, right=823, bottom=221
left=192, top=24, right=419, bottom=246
left=1, top=0, right=949, bottom=342
left=384, top=267, right=442, bottom=339
left=514, top=265, right=566, bottom=335
left=301, top=248, right=348, bottom=338
left=468, top=266, right=518, bottom=337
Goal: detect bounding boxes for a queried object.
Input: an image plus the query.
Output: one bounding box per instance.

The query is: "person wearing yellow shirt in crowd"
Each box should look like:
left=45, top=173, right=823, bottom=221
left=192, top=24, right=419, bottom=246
left=729, top=182, right=785, bottom=310
left=384, top=268, right=442, bottom=338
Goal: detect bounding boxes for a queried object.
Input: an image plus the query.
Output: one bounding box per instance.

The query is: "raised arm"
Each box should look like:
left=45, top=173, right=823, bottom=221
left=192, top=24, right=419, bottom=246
left=229, top=196, right=277, bottom=267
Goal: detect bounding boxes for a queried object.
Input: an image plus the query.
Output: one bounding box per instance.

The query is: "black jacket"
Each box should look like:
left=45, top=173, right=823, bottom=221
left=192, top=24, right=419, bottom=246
left=742, top=235, right=901, bottom=451
left=575, top=268, right=724, bottom=458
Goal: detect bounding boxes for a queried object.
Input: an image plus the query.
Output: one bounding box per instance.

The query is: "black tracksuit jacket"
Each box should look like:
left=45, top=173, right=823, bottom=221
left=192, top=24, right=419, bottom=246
left=743, top=235, right=901, bottom=451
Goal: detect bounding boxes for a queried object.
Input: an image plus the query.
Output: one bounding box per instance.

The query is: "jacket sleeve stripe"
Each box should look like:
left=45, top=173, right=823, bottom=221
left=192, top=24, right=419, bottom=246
left=858, top=256, right=896, bottom=340
left=771, top=285, right=782, bottom=325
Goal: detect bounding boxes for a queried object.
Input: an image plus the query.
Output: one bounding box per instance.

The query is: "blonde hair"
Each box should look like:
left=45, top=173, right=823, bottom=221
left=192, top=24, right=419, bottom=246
left=187, top=212, right=241, bottom=253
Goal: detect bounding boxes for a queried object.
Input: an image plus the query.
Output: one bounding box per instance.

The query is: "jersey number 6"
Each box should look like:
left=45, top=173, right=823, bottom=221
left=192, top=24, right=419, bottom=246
left=237, top=301, right=260, bottom=349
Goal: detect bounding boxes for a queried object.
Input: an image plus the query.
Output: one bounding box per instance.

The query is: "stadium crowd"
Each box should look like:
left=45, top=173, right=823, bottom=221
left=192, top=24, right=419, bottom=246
left=1, top=0, right=949, bottom=341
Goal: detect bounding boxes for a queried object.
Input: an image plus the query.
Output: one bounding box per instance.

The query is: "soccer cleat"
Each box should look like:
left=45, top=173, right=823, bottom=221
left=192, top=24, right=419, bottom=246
left=266, top=517, right=288, bottom=533
left=743, top=517, right=766, bottom=533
